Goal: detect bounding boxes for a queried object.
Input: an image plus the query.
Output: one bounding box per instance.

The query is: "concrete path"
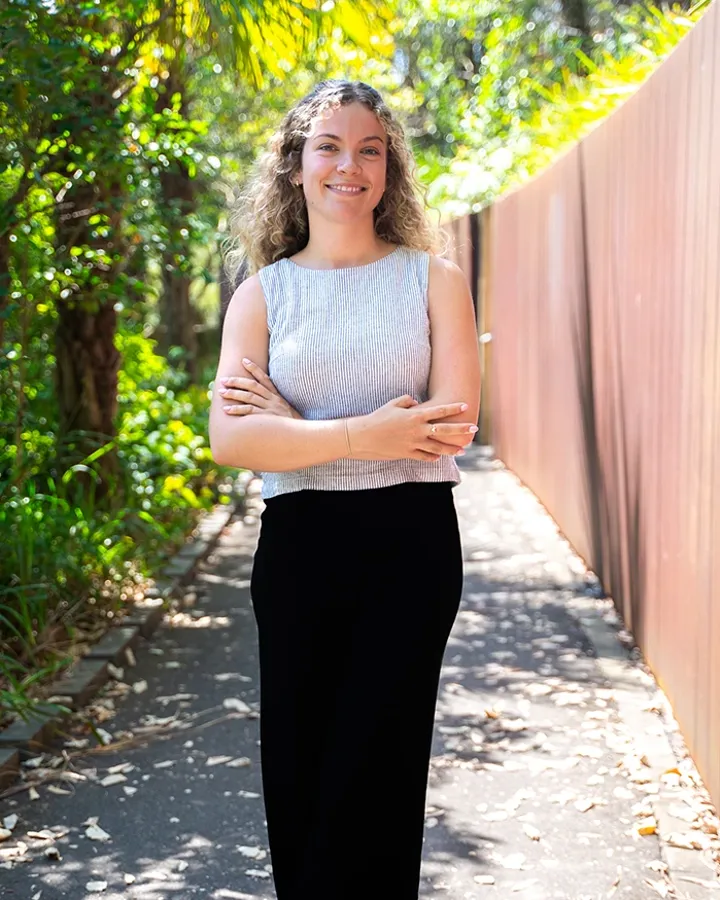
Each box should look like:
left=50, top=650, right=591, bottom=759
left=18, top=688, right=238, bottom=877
left=0, top=446, right=700, bottom=899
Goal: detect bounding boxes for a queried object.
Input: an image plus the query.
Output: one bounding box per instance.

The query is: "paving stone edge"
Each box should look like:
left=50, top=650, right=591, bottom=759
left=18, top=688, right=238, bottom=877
left=567, top=598, right=718, bottom=899
left=0, top=481, right=252, bottom=793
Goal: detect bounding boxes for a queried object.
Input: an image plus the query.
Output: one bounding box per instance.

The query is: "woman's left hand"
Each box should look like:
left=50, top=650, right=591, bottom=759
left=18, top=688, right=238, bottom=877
left=218, top=359, right=302, bottom=420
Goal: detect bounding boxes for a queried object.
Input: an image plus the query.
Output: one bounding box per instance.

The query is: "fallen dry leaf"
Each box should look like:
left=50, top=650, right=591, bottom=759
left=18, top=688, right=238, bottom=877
left=100, top=774, right=127, bottom=788
left=523, top=824, right=541, bottom=841
left=223, top=698, right=251, bottom=714
left=237, top=846, right=267, bottom=860
left=27, top=830, right=56, bottom=841
left=665, top=832, right=703, bottom=850
left=245, top=869, right=271, bottom=879
left=85, top=824, right=111, bottom=842
left=635, top=817, right=657, bottom=836
left=46, top=785, right=72, bottom=796
left=207, top=756, right=234, bottom=767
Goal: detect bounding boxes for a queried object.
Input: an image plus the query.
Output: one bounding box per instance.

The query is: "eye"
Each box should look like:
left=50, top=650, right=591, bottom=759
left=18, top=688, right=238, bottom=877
left=317, top=144, right=337, bottom=151
left=362, top=147, right=380, bottom=155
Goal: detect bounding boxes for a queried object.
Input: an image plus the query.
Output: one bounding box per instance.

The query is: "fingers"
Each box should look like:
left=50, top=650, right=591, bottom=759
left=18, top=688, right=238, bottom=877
left=419, top=402, right=468, bottom=420
left=219, top=375, right=273, bottom=399
left=242, top=358, right=275, bottom=389
left=222, top=404, right=255, bottom=415
left=391, top=394, right=419, bottom=408
left=427, top=423, right=478, bottom=437
left=424, top=442, right=466, bottom=456
left=218, top=387, right=267, bottom=406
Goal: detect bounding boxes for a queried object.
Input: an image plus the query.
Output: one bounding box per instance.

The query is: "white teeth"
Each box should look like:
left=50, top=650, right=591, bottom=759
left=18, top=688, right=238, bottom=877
left=327, top=185, right=364, bottom=193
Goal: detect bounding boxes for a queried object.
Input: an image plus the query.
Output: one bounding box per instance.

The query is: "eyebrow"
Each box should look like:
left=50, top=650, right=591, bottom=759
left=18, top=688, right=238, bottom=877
left=313, top=133, right=385, bottom=144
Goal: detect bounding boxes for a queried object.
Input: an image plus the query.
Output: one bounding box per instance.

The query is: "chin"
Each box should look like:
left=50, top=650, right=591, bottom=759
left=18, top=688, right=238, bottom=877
left=322, top=208, right=374, bottom=225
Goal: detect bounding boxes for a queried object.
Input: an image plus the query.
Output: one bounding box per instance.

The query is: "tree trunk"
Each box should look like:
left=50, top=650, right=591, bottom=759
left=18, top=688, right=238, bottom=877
left=561, top=0, right=590, bottom=35
left=561, top=0, right=597, bottom=72
left=53, top=160, right=125, bottom=488
left=154, top=64, right=199, bottom=380
left=54, top=300, right=120, bottom=441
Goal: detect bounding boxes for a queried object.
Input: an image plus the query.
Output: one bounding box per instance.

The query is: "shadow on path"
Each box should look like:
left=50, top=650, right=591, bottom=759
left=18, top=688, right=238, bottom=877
left=0, top=446, right=666, bottom=900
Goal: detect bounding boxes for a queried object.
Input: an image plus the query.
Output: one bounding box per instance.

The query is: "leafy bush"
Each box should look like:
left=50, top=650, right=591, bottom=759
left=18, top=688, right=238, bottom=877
left=0, top=325, right=237, bottom=721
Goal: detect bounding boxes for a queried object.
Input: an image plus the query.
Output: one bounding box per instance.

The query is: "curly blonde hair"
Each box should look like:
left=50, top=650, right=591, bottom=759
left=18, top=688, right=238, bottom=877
left=222, top=80, right=444, bottom=283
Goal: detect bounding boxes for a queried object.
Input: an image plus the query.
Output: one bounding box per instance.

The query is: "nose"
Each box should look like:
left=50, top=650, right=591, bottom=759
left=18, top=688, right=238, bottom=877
left=336, top=151, right=362, bottom=175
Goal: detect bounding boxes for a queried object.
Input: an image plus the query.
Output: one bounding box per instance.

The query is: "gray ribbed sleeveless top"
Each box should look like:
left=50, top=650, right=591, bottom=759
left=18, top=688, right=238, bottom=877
left=256, top=246, right=461, bottom=500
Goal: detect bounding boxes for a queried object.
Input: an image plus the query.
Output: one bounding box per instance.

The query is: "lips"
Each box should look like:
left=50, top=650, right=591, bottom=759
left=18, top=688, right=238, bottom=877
left=325, top=184, right=367, bottom=194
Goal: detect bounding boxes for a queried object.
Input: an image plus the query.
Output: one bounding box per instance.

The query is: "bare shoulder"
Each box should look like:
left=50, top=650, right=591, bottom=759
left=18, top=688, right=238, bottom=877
left=227, top=272, right=266, bottom=314
left=428, top=254, right=464, bottom=278
left=427, top=254, right=472, bottom=303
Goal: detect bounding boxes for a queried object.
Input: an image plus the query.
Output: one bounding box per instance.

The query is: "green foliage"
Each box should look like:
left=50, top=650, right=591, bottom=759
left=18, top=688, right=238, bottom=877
left=0, top=0, right=706, bottom=723
left=425, top=3, right=703, bottom=215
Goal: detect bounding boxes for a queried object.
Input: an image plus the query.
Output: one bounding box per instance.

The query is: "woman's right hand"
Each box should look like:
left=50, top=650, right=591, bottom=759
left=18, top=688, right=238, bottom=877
left=346, top=395, right=477, bottom=462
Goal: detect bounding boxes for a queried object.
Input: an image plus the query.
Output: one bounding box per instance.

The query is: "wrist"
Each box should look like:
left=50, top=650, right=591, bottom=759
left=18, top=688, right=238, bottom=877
left=344, top=415, right=369, bottom=460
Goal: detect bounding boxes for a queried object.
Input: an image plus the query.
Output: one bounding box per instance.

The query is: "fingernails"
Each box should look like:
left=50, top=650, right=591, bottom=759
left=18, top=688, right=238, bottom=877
left=223, top=405, right=233, bottom=411
left=460, top=403, right=468, bottom=410
left=220, top=377, right=229, bottom=385
left=469, top=425, right=478, bottom=433
left=242, top=358, right=252, bottom=365
left=455, top=449, right=465, bottom=456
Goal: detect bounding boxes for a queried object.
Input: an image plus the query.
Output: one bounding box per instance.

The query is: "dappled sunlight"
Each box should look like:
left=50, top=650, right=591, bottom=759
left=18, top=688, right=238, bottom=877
left=164, top=611, right=233, bottom=630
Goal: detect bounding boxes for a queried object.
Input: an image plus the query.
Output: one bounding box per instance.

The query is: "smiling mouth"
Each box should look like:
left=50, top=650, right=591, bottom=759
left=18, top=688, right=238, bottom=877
left=325, top=185, right=368, bottom=195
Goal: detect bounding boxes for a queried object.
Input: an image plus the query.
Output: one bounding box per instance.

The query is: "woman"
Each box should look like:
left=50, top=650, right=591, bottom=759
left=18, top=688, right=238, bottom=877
left=209, top=80, right=481, bottom=900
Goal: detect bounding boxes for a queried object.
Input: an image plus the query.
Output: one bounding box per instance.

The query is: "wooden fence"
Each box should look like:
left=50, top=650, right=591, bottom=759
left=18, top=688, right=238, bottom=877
left=444, top=1, right=720, bottom=806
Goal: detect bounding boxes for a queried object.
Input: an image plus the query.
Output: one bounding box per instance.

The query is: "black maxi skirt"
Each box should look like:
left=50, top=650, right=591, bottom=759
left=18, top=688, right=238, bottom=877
left=249, top=480, right=464, bottom=900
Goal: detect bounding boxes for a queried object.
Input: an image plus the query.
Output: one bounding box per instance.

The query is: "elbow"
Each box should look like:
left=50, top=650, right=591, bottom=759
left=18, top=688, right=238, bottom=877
left=210, top=446, right=231, bottom=468
left=209, top=440, right=232, bottom=468
left=209, top=423, right=240, bottom=469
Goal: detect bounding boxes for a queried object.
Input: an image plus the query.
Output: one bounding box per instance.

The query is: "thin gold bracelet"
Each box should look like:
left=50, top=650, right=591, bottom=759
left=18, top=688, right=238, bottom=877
left=343, top=418, right=352, bottom=457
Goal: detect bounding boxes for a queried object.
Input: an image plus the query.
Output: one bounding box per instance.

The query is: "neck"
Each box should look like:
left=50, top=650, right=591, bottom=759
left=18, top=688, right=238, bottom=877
left=298, top=217, right=390, bottom=268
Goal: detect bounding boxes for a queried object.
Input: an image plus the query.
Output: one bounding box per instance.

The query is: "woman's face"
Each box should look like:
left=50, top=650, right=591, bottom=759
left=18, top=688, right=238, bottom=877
left=297, top=101, right=388, bottom=224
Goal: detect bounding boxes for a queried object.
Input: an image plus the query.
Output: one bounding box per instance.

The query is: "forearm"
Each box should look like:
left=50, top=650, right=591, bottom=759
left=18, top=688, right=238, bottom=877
left=412, top=392, right=479, bottom=447
left=210, top=412, right=350, bottom=471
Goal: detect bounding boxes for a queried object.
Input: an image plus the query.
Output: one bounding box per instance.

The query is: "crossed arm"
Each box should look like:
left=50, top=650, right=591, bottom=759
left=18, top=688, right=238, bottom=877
left=209, top=256, right=481, bottom=470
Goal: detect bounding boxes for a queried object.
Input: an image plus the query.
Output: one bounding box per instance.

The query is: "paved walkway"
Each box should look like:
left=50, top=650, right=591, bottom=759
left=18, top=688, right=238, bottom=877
left=0, top=446, right=695, bottom=898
